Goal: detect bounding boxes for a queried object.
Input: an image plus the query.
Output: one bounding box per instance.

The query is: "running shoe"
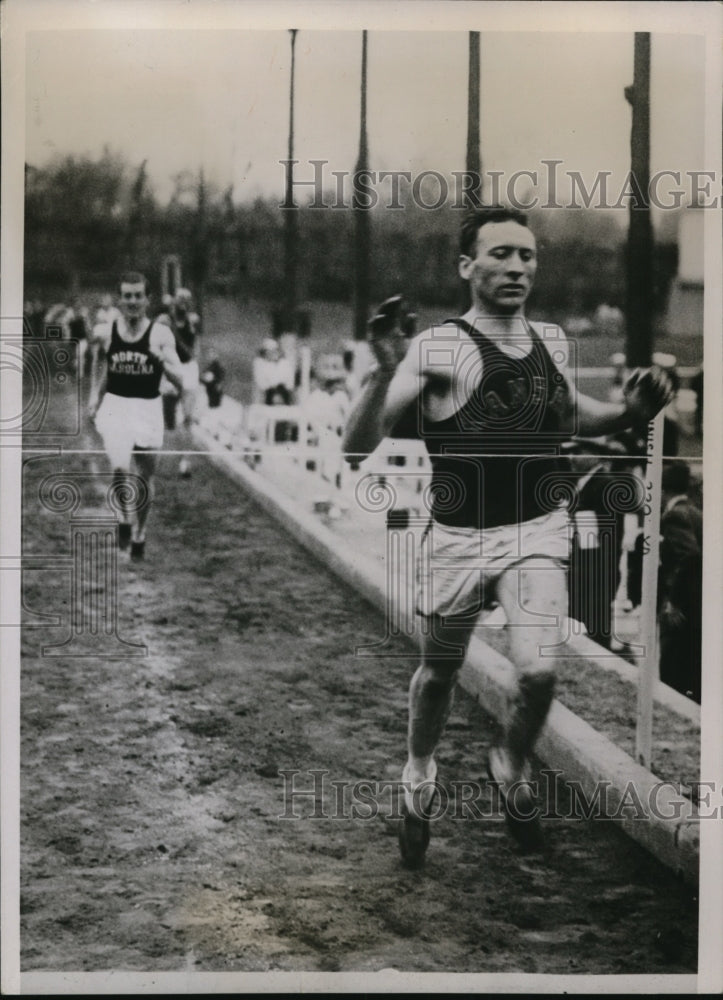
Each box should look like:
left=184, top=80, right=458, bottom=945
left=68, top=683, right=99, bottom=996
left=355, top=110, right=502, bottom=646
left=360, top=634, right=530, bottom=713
left=130, top=540, right=145, bottom=562
left=117, top=523, right=132, bottom=551
left=398, top=763, right=439, bottom=870
left=487, top=746, right=544, bottom=852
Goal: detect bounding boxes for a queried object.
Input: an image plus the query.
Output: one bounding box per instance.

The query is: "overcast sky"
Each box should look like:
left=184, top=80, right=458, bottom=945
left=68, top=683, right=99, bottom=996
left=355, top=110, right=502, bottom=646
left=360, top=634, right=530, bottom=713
left=24, top=27, right=707, bottom=210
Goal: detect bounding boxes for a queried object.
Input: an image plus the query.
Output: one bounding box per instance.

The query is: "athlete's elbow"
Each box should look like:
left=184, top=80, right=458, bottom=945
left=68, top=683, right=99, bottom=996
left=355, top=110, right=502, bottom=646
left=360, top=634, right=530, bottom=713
left=344, top=452, right=367, bottom=470
left=342, top=426, right=374, bottom=467
left=341, top=430, right=366, bottom=466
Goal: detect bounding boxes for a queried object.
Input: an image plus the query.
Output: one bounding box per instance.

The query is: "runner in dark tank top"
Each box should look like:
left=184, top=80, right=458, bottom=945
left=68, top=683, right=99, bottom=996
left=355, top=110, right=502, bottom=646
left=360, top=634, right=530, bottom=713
left=343, top=207, right=674, bottom=869
left=421, top=317, right=571, bottom=529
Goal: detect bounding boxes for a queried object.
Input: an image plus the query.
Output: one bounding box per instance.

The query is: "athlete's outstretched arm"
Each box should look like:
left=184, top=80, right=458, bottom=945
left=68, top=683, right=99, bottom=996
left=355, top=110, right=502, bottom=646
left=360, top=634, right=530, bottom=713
left=571, top=367, right=674, bottom=436
left=541, top=324, right=674, bottom=436
left=87, top=370, right=107, bottom=420
left=87, top=324, right=110, bottom=418
left=343, top=332, right=428, bottom=465
left=151, top=327, right=185, bottom=394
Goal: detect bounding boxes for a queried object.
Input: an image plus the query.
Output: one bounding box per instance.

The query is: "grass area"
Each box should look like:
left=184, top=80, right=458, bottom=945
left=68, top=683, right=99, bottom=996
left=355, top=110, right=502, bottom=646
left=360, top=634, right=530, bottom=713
left=201, top=297, right=363, bottom=401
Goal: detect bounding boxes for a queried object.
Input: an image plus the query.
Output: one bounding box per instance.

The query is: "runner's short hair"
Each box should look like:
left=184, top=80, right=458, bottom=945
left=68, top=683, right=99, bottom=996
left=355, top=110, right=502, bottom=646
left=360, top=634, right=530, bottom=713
left=460, top=206, right=530, bottom=257
left=118, top=272, right=149, bottom=294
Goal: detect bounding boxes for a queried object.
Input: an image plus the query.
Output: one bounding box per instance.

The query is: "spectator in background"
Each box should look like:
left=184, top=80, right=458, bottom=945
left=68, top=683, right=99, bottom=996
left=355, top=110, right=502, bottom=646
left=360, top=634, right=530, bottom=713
left=264, top=383, right=297, bottom=443
left=31, top=300, right=46, bottom=338
left=24, top=300, right=46, bottom=339
left=154, top=293, right=174, bottom=320
left=565, top=438, right=636, bottom=650
left=626, top=529, right=645, bottom=611
left=689, top=368, right=703, bottom=439
left=44, top=301, right=73, bottom=338
left=157, top=287, right=202, bottom=477
left=594, top=303, right=625, bottom=338
left=608, top=352, right=627, bottom=405
left=95, top=293, right=122, bottom=328
left=279, top=332, right=300, bottom=396
left=265, top=383, right=292, bottom=406
left=252, top=338, right=294, bottom=404
left=277, top=346, right=296, bottom=399
left=658, top=461, right=703, bottom=703
left=201, top=353, right=225, bottom=409
left=600, top=427, right=647, bottom=614
left=305, top=372, right=349, bottom=435
left=343, top=337, right=377, bottom=400
left=302, top=370, right=349, bottom=472
left=328, top=375, right=350, bottom=431
left=67, top=298, right=92, bottom=378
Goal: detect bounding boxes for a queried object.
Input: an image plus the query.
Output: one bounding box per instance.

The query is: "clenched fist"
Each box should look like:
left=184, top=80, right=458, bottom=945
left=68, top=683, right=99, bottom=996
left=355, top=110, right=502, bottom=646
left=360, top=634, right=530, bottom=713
left=623, top=365, right=675, bottom=424
left=368, top=295, right=417, bottom=374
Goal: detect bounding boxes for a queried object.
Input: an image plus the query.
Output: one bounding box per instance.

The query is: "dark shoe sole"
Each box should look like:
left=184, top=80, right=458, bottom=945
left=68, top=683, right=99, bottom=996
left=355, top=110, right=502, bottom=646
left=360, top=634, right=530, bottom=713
left=398, top=784, right=439, bottom=870
left=487, top=758, right=544, bottom=853
left=118, top=523, right=132, bottom=551
left=130, top=541, right=145, bottom=561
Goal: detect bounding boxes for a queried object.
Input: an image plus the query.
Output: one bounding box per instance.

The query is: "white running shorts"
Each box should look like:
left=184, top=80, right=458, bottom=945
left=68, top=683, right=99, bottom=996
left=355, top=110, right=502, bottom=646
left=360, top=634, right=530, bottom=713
left=416, top=506, right=570, bottom=619
left=95, top=392, right=164, bottom=468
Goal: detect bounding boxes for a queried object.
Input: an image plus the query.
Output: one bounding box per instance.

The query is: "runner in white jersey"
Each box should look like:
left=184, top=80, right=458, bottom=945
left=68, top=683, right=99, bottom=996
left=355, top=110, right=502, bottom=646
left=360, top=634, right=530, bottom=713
left=88, top=272, right=184, bottom=560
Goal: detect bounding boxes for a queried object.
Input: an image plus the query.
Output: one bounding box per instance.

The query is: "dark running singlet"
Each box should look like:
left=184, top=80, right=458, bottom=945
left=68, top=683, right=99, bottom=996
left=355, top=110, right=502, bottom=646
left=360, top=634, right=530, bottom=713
left=105, top=320, right=163, bottom=399
left=420, top=319, right=572, bottom=530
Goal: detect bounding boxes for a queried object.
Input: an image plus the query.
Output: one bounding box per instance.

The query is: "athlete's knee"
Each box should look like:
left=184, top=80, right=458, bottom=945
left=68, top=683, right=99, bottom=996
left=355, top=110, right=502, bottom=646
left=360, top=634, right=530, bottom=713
left=420, top=645, right=466, bottom=684
left=414, top=659, right=459, bottom=695
left=421, top=616, right=472, bottom=668
left=501, top=557, right=566, bottom=607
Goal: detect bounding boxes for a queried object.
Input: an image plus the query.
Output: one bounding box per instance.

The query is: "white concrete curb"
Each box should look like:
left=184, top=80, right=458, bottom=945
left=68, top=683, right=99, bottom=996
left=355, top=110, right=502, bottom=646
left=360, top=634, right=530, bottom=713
left=567, top=632, right=701, bottom=725
left=193, top=422, right=699, bottom=885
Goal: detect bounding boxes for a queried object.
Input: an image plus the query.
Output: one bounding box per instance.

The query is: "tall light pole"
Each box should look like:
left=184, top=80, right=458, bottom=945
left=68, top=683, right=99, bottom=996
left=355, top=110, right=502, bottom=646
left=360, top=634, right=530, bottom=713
left=353, top=30, right=370, bottom=341
left=283, top=28, right=299, bottom=332
left=625, top=33, right=660, bottom=772
left=460, top=31, right=482, bottom=310
left=193, top=166, right=208, bottom=324
left=625, top=32, right=653, bottom=368
left=466, top=31, right=482, bottom=207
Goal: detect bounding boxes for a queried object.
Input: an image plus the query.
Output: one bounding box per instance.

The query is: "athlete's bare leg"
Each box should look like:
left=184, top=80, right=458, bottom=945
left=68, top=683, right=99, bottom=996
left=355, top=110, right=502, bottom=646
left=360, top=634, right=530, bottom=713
left=111, top=467, right=132, bottom=522
left=491, top=556, right=566, bottom=848
left=407, top=614, right=476, bottom=791
left=495, top=556, right=566, bottom=773
left=399, top=613, right=476, bottom=868
left=131, top=449, right=157, bottom=544
left=108, top=462, right=136, bottom=551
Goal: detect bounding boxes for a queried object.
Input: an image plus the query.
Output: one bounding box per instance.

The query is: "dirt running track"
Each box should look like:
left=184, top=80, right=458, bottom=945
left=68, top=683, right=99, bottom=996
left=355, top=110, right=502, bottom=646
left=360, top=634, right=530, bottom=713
left=19, top=391, right=698, bottom=976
